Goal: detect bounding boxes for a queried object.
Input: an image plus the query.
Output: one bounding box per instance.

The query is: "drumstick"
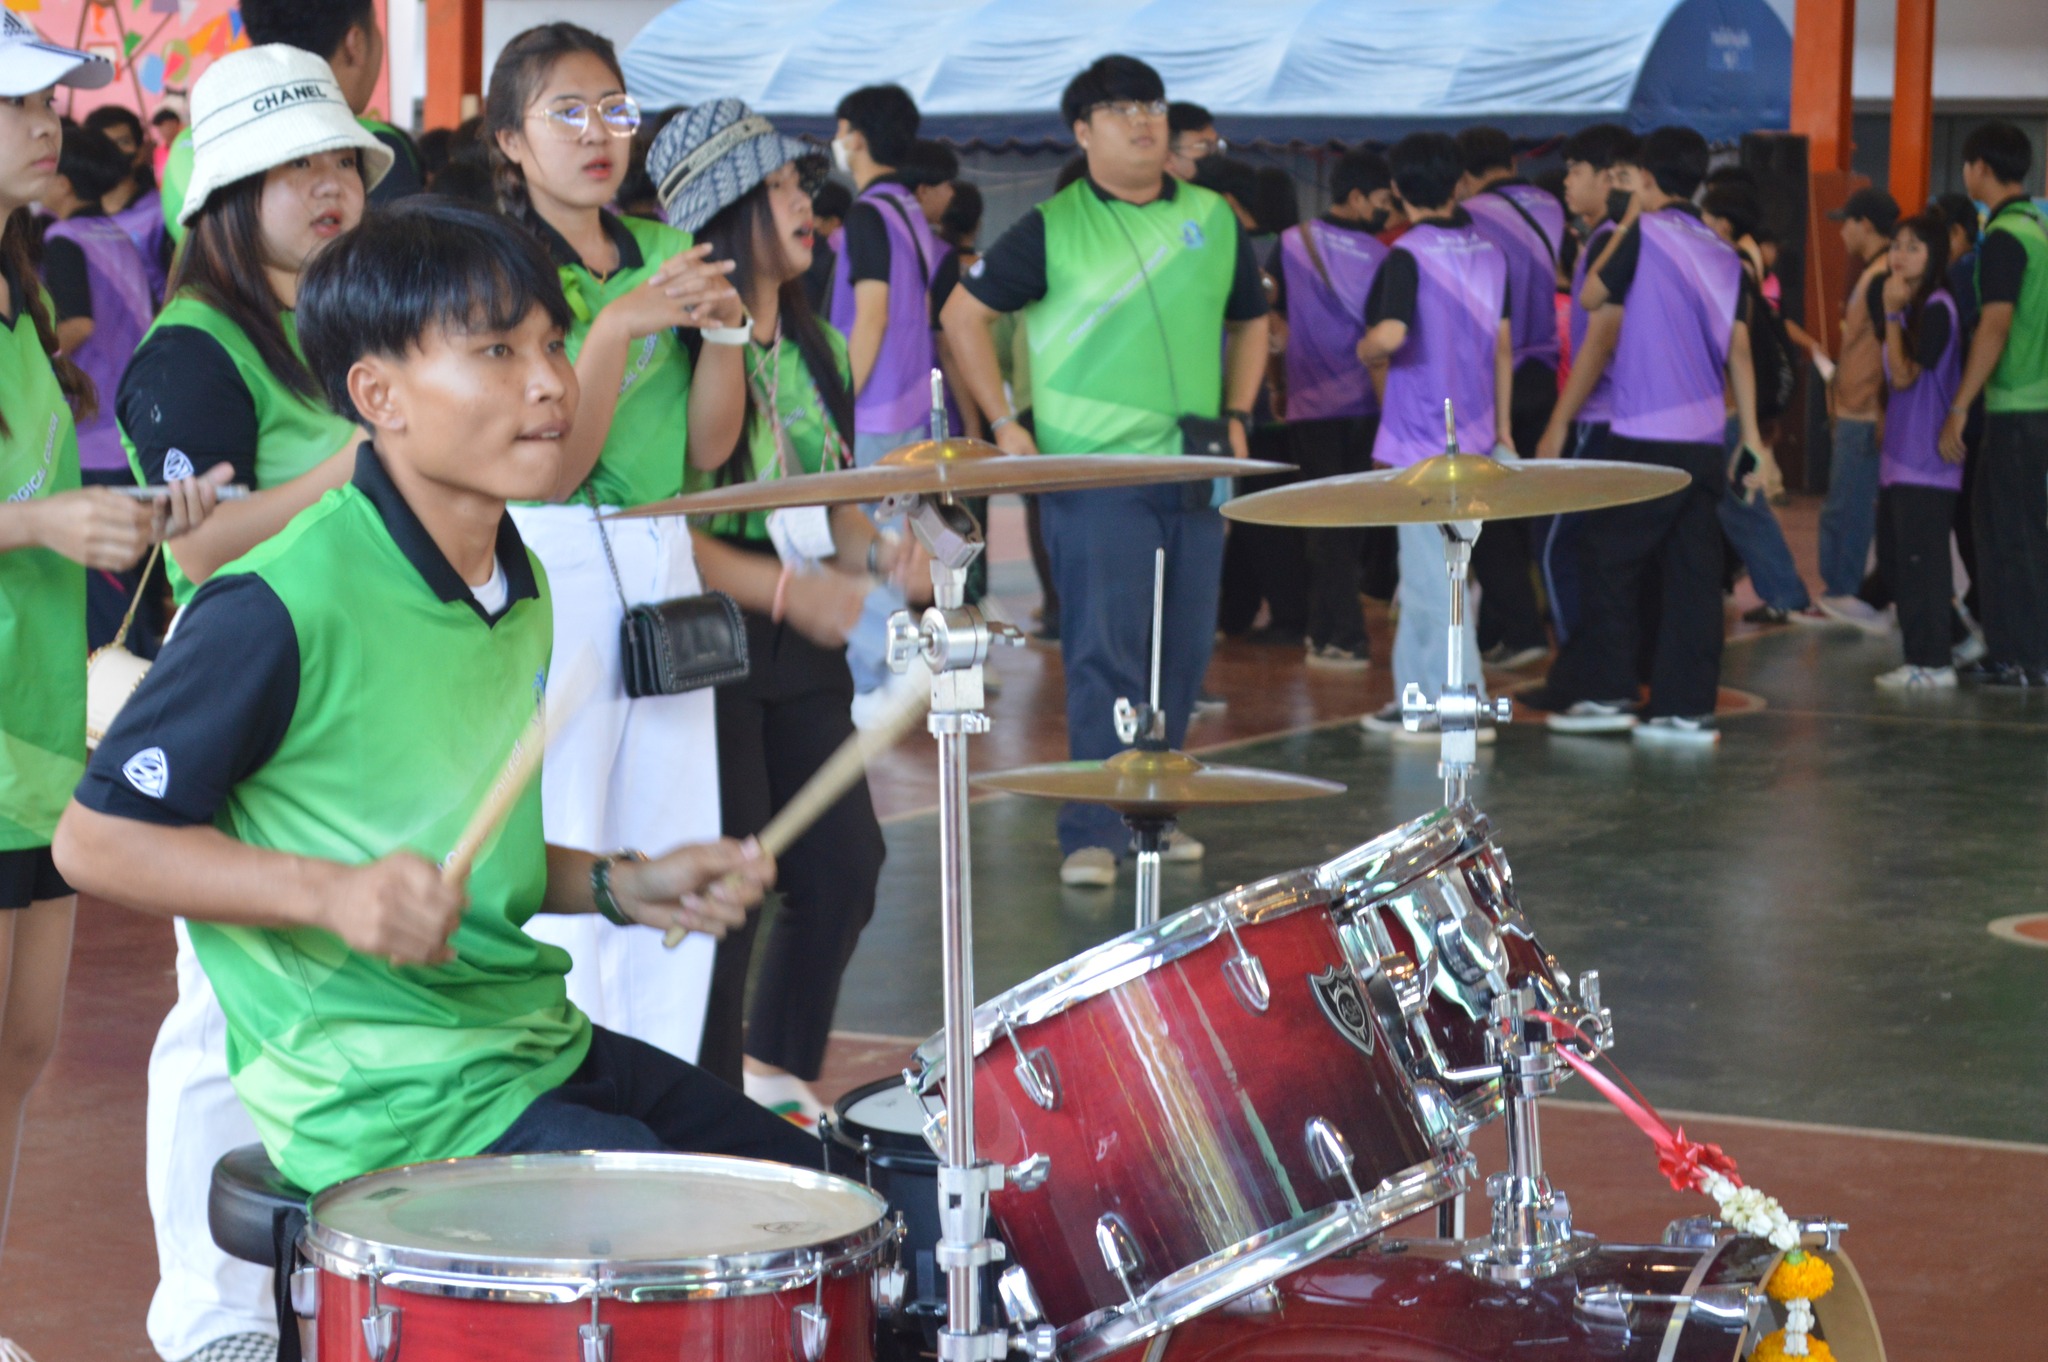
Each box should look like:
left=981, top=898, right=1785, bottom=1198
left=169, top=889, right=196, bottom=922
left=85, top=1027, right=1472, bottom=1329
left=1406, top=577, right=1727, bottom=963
left=664, top=680, right=930, bottom=947
left=441, top=651, right=600, bottom=885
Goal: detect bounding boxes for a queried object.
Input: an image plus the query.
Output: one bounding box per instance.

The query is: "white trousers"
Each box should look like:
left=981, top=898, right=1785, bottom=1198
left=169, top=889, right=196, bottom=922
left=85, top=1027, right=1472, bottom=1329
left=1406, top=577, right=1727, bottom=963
left=1393, top=522, right=1488, bottom=704
left=141, top=507, right=724, bottom=1359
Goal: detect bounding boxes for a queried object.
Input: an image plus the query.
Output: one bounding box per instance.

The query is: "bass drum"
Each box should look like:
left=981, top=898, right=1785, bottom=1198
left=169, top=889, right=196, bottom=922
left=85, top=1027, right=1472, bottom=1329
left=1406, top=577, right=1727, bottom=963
left=1107, top=1231, right=1886, bottom=1362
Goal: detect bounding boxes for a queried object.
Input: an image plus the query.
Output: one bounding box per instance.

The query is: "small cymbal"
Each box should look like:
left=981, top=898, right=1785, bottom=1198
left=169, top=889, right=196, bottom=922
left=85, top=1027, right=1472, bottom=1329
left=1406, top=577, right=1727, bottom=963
left=609, top=438, right=1291, bottom=519
left=977, top=748, right=1345, bottom=817
left=1221, top=453, right=1690, bottom=526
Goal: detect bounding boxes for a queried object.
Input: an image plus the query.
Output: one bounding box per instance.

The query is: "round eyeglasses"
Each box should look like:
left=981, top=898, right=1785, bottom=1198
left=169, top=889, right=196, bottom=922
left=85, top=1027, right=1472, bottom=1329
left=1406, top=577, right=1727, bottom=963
left=531, top=95, right=642, bottom=140
left=1088, top=99, right=1169, bottom=124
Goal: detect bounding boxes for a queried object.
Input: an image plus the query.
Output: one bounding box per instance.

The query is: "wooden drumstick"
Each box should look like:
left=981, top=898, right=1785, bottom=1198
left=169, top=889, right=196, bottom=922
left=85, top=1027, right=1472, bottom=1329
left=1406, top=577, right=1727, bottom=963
left=664, top=680, right=930, bottom=947
left=441, top=651, right=600, bottom=886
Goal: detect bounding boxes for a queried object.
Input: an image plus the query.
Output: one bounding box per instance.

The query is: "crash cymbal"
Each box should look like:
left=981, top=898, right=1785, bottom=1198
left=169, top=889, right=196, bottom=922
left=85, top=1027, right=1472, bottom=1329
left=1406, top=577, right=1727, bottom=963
left=976, top=747, right=1345, bottom=817
left=609, top=437, right=1291, bottom=519
left=1220, top=453, right=1690, bottom=527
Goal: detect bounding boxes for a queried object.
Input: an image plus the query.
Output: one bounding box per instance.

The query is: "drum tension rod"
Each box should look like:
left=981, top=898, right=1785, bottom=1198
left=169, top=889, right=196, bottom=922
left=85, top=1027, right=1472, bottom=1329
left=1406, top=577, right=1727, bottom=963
left=360, top=1271, right=399, bottom=1362
left=579, top=1288, right=612, bottom=1362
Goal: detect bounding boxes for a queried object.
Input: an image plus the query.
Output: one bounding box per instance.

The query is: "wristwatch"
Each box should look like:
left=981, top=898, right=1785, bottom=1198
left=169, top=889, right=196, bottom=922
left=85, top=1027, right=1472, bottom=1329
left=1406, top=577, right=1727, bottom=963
left=1224, top=409, right=1252, bottom=427
left=700, top=312, right=755, bottom=347
left=990, top=413, right=1017, bottom=435
left=591, top=850, right=647, bottom=926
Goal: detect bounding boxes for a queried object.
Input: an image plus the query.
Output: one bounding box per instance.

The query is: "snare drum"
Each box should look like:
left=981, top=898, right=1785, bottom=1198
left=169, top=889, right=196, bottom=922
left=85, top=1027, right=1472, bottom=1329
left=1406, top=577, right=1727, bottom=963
left=1324, top=804, right=1576, bottom=1130
left=303, top=1152, right=893, bottom=1361
left=916, top=870, right=1470, bottom=1362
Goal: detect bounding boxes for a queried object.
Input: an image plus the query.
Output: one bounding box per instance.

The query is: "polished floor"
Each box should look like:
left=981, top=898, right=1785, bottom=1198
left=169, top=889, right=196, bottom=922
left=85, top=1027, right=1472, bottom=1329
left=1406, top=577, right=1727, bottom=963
left=3, top=496, right=2044, bottom=1358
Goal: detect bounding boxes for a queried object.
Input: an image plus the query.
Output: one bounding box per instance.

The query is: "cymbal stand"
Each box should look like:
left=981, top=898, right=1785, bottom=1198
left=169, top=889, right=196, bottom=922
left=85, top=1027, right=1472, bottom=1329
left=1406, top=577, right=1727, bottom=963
left=1113, top=549, right=1171, bottom=929
left=1398, top=402, right=1512, bottom=807
left=882, top=373, right=1047, bottom=1362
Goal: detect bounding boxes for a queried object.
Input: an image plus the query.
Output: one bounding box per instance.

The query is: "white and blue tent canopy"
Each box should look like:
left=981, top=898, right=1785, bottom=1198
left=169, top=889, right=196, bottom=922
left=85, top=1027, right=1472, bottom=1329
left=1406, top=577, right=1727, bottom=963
left=622, top=0, right=1791, bottom=147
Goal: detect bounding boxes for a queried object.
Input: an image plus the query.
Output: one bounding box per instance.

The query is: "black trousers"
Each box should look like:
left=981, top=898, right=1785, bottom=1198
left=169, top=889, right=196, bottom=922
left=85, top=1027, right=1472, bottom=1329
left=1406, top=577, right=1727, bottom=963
left=702, top=607, right=887, bottom=1086
left=1884, top=484, right=1960, bottom=667
left=1972, top=410, right=2048, bottom=669
left=1291, top=415, right=1378, bottom=652
left=1473, top=361, right=1557, bottom=652
left=1544, top=435, right=1726, bottom=718
left=1218, top=424, right=1308, bottom=637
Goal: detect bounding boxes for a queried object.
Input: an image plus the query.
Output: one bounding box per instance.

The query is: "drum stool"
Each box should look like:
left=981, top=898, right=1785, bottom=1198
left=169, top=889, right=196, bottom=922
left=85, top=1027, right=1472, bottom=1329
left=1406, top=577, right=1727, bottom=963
left=209, top=1143, right=313, bottom=1362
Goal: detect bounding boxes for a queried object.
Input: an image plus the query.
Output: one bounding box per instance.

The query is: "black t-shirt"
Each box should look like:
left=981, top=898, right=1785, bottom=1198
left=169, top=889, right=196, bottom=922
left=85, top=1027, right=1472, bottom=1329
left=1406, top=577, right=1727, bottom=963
left=964, top=175, right=1269, bottom=322
left=930, top=247, right=961, bottom=327
left=1862, top=281, right=1954, bottom=369
left=1978, top=198, right=2032, bottom=307
left=1598, top=204, right=1748, bottom=326
left=116, top=326, right=263, bottom=486
left=1363, top=211, right=1510, bottom=329
left=42, top=231, right=92, bottom=323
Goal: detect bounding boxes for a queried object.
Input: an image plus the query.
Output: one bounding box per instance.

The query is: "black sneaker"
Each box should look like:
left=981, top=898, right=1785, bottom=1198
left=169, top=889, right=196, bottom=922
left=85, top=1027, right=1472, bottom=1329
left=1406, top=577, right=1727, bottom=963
left=1742, top=604, right=1790, bottom=625
left=1985, top=665, right=2048, bottom=688
left=1193, top=689, right=1227, bottom=714
left=1960, top=659, right=2020, bottom=683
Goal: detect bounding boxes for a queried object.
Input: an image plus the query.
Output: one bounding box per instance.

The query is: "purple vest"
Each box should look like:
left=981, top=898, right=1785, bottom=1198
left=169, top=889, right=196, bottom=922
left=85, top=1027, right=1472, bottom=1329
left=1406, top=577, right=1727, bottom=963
left=830, top=181, right=941, bottom=435
left=1881, top=290, right=1964, bottom=491
left=1280, top=220, right=1386, bottom=420
left=1607, top=208, right=1741, bottom=446
left=108, top=188, right=168, bottom=303
left=44, top=215, right=154, bottom=472
left=1569, top=220, right=1617, bottom=425
left=1371, top=221, right=1507, bottom=468
left=1464, top=182, right=1563, bottom=369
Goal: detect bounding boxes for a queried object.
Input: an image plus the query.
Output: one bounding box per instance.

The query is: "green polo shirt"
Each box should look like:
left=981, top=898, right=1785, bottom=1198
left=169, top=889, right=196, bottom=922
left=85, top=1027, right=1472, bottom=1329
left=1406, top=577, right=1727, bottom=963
left=698, top=322, right=852, bottom=541
left=78, top=446, right=589, bottom=1190
left=1979, top=198, right=2048, bottom=413
left=0, top=277, right=85, bottom=851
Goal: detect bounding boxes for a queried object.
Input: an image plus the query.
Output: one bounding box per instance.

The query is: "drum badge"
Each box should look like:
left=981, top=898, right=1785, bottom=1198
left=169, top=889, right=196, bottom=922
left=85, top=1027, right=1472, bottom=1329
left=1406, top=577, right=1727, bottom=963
left=1307, top=966, right=1375, bottom=1056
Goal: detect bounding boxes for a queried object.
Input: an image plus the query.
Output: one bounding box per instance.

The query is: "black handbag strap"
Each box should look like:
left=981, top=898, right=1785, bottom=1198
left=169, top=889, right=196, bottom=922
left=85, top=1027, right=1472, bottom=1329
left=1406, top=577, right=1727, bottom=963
left=1486, top=183, right=1557, bottom=270
left=1104, top=201, right=1187, bottom=417
left=874, top=189, right=933, bottom=284
left=1296, top=220, right=1340, bottom=300
left=583, top=486, right=635, bottom=616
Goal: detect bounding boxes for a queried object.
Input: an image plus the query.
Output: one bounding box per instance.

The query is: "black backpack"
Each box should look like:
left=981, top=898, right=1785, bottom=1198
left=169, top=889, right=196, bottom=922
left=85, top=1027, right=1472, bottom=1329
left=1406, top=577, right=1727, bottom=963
left=1745, top=274, right=1797, bottom=422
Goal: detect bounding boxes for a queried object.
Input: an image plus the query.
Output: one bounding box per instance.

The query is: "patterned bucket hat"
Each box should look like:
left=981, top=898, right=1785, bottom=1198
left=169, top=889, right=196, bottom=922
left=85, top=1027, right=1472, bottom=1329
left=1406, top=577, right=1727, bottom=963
left=647, top=98, right=827, bottom=235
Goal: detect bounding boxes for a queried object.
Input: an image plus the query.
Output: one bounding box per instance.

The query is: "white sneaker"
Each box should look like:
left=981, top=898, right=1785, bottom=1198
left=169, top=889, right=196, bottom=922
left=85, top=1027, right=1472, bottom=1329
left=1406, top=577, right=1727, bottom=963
left=1482, top=643, right=1551, bottom=670
left=1818, top=595, right=1891, bottom=635
left=743, top=1070, right=826, bottom=1132
left=851, top=656, right=932, bottom=730
left=1953, top=631, right=1988, bottom=667
left=1160, top=831, right=1205, bottom=863
left=1545, top=700, right=1639, bottom=734
left=1875, top=664, right=1957, bottom=690
left=1060, top=847, right=1118, bottom=887
left=1633, top=715, right=1720, bottom=746
left=1305, top=642, right=1372, bottom=671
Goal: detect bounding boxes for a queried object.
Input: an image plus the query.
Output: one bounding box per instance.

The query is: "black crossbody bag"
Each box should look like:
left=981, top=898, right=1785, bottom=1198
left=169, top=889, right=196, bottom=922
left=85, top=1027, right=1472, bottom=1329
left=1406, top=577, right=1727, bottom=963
left=587, top=491, right=749, bottom=697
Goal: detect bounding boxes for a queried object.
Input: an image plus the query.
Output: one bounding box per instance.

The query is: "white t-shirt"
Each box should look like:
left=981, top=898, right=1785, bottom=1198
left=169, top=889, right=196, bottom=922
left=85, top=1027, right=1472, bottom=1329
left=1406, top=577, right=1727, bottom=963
left=471, top=558, right=509, bottom=616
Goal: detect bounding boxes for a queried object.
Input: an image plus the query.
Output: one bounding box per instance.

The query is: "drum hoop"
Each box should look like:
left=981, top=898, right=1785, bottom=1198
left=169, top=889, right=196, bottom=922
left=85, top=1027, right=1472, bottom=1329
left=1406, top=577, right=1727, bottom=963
left=826, top=1075, right=937, bottom=1156
left=302, top=1151, right=893, bottom=1300
left=912, top=804, right=1489, bottom=1080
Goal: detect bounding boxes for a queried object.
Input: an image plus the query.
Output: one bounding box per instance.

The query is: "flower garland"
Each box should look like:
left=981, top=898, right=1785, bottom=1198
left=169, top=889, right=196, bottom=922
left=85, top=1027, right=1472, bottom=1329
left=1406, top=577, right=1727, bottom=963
left=1533, top=1012, right=1838, bottom=1360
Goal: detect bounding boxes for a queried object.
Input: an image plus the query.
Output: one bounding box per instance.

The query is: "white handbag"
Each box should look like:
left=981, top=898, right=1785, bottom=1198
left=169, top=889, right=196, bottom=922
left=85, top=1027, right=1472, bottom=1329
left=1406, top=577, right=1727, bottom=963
left=84, top=544, right=158, bottom=750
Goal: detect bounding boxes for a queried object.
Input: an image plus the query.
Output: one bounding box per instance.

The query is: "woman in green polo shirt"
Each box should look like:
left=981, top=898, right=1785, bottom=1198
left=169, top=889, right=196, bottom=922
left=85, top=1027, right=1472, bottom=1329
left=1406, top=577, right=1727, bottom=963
left=487, top=23, right=750, bottom=1065
left=648, top=102, right=908, bottom=1121
left=0, top=32, right=223, bottom=1333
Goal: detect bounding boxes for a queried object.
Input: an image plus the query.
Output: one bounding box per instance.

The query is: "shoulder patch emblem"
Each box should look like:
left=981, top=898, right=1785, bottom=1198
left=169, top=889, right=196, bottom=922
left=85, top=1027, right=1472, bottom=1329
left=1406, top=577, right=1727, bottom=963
left=1182, top=220, right=1206, bottom=249
left=162, top=448, right=194, bottom=482
left=123, top=747, right=170, bottom=800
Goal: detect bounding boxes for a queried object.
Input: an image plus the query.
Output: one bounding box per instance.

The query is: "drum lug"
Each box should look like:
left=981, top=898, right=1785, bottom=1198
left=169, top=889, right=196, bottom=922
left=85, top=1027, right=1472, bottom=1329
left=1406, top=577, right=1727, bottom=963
left=361, top=1274, right=400, bottom=1362
left=289, top=1265, right=318, bottom=1318
left=1001, top=1018, right=1061, bottom=1110
left=1007, top=1152, right=1051, bottom=1192
left=1220, top=917, right=1269, bottom=1013
left=1662, top=1214, right=1727, bottom=1248
left=1575, top=970, right=1615, bottom=1051
left=1574, top=1283, right=1760, bottom=1336
left=1303, top=1117, right=1366, bottom=1204
left=792, top=1303, right=831, bottom=1362
left=997, top=1264, right=1046, bottom=1326
left=1094, top=1212, right=1147, bottom=1305
left=578, top=1322, right=613, bottom=1362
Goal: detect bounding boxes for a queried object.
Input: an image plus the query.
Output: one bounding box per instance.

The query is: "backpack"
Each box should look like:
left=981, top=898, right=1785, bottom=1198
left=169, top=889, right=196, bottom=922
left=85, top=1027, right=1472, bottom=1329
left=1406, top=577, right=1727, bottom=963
left=1745, top=274, right=1797, bottom=422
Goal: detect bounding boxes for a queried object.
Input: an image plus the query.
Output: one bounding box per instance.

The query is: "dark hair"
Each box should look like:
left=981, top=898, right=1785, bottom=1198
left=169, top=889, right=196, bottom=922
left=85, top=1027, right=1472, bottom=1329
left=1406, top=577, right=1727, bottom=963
left=239, top=0, right=376, bottom=60
left=1559, top=123, right=1639, bottom=171
left=150, top=107, right=183, bottom=129
left=83, top=105, right=156, bottom=194
left=1637, top=126, right=1710, bottom=199
left=449, top=115, right=490, bottom=170
left=1192, top=154, right=1257, bottom=210
left=1253, top=165, right=1300, bottom=234
left=900, top=139, right=959, bottom=190
left=1054, top=154, right=1089, bottom=193
left=834, top=85, right=920, bottom=168
left=486, top=24, right=626, bottom=238
left=1937, top=192, right=1980, bottom=248
left=1168, top=102, right=1213, bottom=138
left=1330, top=146, right=1391, bottom=204
left=615, top=105, right=684, bottom=219
left=298, top=199, right=573, bottom=423
left=416, top=127, right=454, bottom=182
left=1889, top=209, right=1952, bottom=333
left=690, top=182, right=854, bottom=477
left=1700, top=181, right=1762, bottom=242
left=1060, top=55, right=1164, bottom=128
left=1961, top=121, right=2031, bottom=187
left=168, top=172, right=335, bottom=403
left=940, top=181, right=982, bottom=247
left=1457, top=126, right=1515, bottom=177
left=1388, top=132, right=1463, bottom=212
left=57, top=124, right=133, bottom=206
left=0, top=209, right=94, bottom=433
left=811, top=180, right=852, bottom=222
left=432, top=161, right=496, bottom=208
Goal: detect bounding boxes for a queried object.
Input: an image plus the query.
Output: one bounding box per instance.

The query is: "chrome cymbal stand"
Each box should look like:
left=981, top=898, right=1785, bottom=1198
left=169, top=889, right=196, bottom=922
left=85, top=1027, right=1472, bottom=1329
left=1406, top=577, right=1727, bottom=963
left=882, top=374, right=1049, bottom=1362
left=1113, top=549, right=1170, bottom=929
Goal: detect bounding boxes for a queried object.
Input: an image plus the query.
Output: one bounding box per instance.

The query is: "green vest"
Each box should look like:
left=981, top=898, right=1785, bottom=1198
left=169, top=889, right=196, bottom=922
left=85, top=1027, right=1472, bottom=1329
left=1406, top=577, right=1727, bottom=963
left=698, top=323, right=851, bottom=540
left=194, top=478, right=588, bottom=1191
left=1981, top=200, right=2048, bottom=413
left=1026, top=180, right=1240, bottom=455
left=561, top=215, right=699, bottom=508
left=0, top=290, right=85, bottom=851
left=124, top=296, right=358, bottom=603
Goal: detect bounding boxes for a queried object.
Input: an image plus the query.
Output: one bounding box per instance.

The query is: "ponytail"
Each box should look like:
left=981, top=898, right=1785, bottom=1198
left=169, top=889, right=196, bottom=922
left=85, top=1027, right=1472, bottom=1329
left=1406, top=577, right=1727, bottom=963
left=0, top=206, right=96, bottom=438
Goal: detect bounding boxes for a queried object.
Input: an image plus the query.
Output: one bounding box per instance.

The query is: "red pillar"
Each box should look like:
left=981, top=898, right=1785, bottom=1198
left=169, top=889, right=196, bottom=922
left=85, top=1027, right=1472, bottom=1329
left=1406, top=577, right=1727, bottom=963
left=1790, top=0, right=1861, bottom=357
left=423, top=0, right=483, bottom=132
left=1889, top=0, right=1937, bottom=213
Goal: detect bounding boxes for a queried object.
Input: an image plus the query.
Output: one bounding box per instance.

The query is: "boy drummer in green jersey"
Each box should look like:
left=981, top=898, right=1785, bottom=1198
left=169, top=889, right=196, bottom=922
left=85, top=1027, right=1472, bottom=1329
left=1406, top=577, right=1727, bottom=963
left=55, top=201, right=815, bottom=1195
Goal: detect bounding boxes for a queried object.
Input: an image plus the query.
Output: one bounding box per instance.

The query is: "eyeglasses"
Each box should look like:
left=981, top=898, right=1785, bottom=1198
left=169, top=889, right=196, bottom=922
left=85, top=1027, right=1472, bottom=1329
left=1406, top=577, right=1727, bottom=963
left=1088, top=99, right=1168, bottom=124
left=1177, top=135, right=1227, bottom=158
left=530, top=95, right=642, bottom=139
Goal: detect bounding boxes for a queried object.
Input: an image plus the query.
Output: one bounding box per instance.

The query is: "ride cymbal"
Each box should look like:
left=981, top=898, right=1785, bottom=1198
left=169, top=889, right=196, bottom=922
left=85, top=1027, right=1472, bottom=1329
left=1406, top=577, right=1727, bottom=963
left=611, top=437, right=1291, bottom=519
left=1220, top=453, right=1689, bottom=527
left=977, top=748, right=1345, bottom=817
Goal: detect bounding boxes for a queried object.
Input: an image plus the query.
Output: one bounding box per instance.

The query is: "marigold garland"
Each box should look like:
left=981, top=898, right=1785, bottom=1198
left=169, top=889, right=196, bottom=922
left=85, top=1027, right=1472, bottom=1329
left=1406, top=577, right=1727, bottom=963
left=1766, top=1251, right=1836, bottom=1303
left=1753, top=1329, right=1835, bottom=1362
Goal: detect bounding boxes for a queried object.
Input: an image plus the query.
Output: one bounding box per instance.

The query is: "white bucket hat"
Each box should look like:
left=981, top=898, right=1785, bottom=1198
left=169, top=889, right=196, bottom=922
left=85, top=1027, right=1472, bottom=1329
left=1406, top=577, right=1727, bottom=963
left=0, top=11, right=113, bottom=97
left=180, top=44, right=394, bottom=225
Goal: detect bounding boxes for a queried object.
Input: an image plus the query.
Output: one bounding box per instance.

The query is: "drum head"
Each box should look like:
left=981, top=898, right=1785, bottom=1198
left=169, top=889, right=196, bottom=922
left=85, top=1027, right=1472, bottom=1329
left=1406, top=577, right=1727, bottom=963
left=306, top=1152, right=887, bottom=1290
left=837, top=1078, right=929, bottom=1140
